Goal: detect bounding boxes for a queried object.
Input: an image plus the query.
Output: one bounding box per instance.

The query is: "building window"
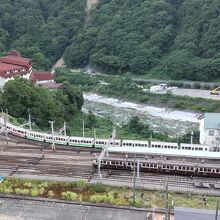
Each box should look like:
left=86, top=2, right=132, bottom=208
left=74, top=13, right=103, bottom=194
left=209, top=130, right=214, bottom=136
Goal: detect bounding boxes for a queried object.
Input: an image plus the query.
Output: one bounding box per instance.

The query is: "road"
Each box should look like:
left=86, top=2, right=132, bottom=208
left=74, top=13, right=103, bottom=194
left=170, top=88, right=220, bottom=100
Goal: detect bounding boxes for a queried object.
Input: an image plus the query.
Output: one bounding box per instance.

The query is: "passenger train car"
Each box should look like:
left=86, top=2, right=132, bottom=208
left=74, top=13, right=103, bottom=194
left=93, top=157, right=220, bottom=177
left=0, top=117, right=211, bottom=152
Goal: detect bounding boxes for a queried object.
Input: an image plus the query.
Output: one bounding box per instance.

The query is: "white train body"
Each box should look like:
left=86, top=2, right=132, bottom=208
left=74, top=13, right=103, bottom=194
left=0, top=117, right=212, bottom=154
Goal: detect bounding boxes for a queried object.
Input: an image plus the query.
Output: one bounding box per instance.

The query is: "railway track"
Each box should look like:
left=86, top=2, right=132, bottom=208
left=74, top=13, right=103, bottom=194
left=0, top=135, right=220, bottom=196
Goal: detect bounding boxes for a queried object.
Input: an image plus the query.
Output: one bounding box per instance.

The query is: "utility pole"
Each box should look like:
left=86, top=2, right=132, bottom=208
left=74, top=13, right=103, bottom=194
left=3, top=113, right=8, bottom=145
left=94, top=129, right=96, bottom=140
left=165, top=182, right=169, bottom=220
left=28, top=109, right=32, bottom=131
left=64, top=121, right=66, bottom=136
left=133, top=153, right=136, bottom=205
left=215, top=201, right=219, bottom=220
left=49, top=121, right=55, bottom=151
left=190, top=130, right=194, bottom=144
left=82, top=120, right=85, bottom=138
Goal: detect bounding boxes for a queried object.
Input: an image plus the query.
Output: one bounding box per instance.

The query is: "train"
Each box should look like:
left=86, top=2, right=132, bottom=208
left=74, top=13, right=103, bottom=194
left=0, top=117, right=210, bottom=151
left=93, top=156, right=220, bottom=177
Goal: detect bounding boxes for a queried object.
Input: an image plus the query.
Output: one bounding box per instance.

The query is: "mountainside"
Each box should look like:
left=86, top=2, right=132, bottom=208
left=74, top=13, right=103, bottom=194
left=0, top=0, right=220, bottom=81
left=0, top=0, right=86, bottom=70
left=64, top=0, right=220, bottom=81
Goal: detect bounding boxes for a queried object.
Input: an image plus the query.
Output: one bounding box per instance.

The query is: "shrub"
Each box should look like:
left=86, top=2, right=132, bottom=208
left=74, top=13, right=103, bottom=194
left=203, top=84, right=211, bottom=90
left=48, top=190, right=54, bottom=198
left=145, top=201, right=153, bottom=208
left=39, top=187, right=45, bottom=195
left=39, top=182, right=48, bottom=188
left=2, top=187, right=12, bottom=194
left=193, top=82, right=201, bottom=89
left=15, top=188, right=29, bottom=196
left=92, top=183, right=107, bottom=193
left=61, top=191, right=78, bottom=201
left=90, top=195, right=105, bottom=203
left=31, top=188, right=40, bottom=197
left=24, top=182, right=32, bottom=188
left=75, top=180, right=87, bottom=189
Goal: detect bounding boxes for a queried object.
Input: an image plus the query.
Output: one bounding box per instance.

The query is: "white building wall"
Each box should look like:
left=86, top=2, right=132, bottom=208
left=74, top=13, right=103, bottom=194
left=36, top=79, right=54, bottom=85
left=199, top=118, right=205, bottom=145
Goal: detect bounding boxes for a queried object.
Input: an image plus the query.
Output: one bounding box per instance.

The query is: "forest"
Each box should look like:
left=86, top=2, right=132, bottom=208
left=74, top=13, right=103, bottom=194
left=0, top=0, right=220, bottom=80
left=0, top=0, right=86, bottom=70
left=0, top=77, right=83, bottom=128
left=64, top=0, right=220, bottom=81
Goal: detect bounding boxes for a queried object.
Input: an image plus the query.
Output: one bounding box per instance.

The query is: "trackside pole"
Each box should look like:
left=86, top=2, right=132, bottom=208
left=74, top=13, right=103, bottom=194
left=49, top=121, right=55, bottom=151
left=3, top=114, right=8, bottom=145
left=64, top=122, right=66, bottom=136
left=137, top=159, right=140, bottom=181
left=133, top=154, right=136, bottom=205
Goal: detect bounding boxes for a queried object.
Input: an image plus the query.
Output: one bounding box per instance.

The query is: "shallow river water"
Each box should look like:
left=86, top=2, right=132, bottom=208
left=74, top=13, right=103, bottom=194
left=83, top=93, right=200, bottom=136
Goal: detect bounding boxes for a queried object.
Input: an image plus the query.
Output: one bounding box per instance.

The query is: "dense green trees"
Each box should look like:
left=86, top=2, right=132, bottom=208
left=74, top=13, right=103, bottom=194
left=64, top=0, right=220, bottom=81
left=1, top=77, right=83, bottom=127
left=0, top=0, right=86, bottom=70
left=1, top=0, right=220, bottom=80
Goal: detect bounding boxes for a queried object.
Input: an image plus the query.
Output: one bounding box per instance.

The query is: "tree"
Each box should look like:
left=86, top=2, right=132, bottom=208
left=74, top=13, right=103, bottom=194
left=1, top=77, right=83, bottom=127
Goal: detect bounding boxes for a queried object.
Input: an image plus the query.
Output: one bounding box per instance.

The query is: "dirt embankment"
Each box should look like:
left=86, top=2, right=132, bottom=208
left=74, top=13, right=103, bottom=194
left=86, top=0, right=98, bottom=12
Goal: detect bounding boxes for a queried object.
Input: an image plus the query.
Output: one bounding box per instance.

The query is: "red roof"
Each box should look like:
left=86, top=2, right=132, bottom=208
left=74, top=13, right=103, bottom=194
left=0, top=56, right=32, bottom=68
left=41, top=82, right=63, bottom=89
left=0, top=63, right=29, bottom=78
left=30, top=71, right=54, bottom=82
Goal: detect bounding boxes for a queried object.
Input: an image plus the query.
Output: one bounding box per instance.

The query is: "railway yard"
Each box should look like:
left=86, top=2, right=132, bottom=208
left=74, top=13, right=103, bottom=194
left=0, top=135, right=220, bottom=197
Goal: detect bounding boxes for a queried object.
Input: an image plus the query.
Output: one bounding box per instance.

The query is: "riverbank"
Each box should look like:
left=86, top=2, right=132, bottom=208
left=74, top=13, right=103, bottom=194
left=55, top=68, right=220, bottom=113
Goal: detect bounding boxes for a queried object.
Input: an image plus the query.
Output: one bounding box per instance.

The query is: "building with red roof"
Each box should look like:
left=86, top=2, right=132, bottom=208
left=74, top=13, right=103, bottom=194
left=30, top=71, right=54, bottom=85
left=0, top=50, right=33, bottom=88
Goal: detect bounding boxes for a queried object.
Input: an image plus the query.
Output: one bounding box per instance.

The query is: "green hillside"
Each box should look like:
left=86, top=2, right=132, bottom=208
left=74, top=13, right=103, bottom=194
left=0, top=0, right=220, bottom=81
left=64, top=0, right=220, bottom=81
left=0, top=0, right=86, bottom=70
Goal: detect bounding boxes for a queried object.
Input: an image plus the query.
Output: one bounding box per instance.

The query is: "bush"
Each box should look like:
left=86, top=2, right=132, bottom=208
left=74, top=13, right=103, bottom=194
left=39, top=187, right=45, bottom=195
left=48, top=190, right=54, bottom=198
left=203, top=84, right=211, bottom=90
left=193, top=82, right=201, bottom=89
left=24, top=182, right=32, bottom=188
left=90, top=195, right=105, bottom=203
left=61, top=191, right=78, bottom=201
left=2, top=187, right=12, bottom=194
left=92, top=183, right=107, bottom=193
left=15, top=188, right=29, bottom=196
left=31, top=188, right=40, bottom=197
left=75, top=180, right=87, bottom=189
left=90, top=194, right=115, bottom=204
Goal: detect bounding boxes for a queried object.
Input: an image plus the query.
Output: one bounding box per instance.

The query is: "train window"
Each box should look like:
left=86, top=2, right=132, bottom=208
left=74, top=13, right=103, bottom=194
left=208, top=169, right=211, bottom=172
left=205, top=148, right=208, bottom=151
left=170, top=166, right=174, bottom=169
left=199, top=148, right=202, bottom=151
left=158, top=145, right=161, bottom=148
left=152, top=145, right=154, bottom=148
left=163, top=165, right=166, bottom=169
left=216, top=169, right=219, bottom=173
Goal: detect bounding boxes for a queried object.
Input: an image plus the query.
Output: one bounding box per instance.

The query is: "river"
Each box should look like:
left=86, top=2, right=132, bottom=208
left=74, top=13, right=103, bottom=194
left=83, top=93, right=200, bottom=136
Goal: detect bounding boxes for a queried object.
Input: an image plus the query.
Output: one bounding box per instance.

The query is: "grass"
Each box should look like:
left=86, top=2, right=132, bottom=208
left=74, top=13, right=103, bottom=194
left=0, top=177, right=219, bottom=210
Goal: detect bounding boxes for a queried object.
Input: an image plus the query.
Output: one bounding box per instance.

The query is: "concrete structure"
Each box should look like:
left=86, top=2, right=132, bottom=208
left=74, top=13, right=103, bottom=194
left=175, top=207, right=220, bottom=220
left=0, top=197, right=149, bottom=220
left=199, top=113, right=220, bottom=150
left=0, top=50, right=32, bottom=88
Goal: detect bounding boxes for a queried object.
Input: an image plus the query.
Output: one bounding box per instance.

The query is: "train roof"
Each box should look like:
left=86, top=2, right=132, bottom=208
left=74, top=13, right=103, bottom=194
left=106, top=146, right=220, bottom=160
left=101, top=157, right=220, bottom=168
left=151, top=141, right=178, bottom=145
